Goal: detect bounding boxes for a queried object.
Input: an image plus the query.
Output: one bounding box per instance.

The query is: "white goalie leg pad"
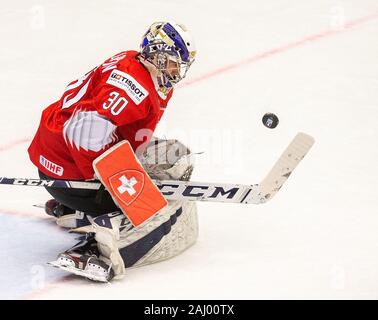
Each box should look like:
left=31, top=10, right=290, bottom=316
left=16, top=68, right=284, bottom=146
left=92, top=200, right=198, bottom=276
left=130, top=200, right=198, bottom=269
left=56, top=211, right=93, bottom=229
left=91, top=212, right=129, bottom=279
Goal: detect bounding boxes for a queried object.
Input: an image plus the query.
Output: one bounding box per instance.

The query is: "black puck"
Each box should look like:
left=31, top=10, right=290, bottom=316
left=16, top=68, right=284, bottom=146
left=262, top=112, right=279, bottom=129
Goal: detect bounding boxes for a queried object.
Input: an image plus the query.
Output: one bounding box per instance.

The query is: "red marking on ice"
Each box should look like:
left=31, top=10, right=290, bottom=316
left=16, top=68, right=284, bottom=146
left=178, top=11, right=378, bottom=88
left=0, top=138, right=30, bottom=153
left=22, top=274, right=77, bottom=300
left=0, top=208, right=49, bottom=220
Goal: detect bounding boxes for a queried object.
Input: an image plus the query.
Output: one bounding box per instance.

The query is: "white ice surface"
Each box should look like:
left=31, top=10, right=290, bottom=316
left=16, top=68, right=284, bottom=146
left=0, top=0, right=377, bottom=299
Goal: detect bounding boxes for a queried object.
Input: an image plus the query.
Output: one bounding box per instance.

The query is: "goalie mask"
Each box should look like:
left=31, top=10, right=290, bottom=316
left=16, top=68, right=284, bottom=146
left=140, top=21, right=196, bottom=95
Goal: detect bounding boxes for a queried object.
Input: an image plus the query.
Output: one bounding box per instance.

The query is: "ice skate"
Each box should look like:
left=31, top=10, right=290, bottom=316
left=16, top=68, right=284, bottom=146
left=48, top=234, right=115, bottom=283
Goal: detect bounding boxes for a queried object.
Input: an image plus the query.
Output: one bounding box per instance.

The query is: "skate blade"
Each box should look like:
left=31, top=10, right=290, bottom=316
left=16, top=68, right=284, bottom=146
left=47, top=260, right=110, bottom=283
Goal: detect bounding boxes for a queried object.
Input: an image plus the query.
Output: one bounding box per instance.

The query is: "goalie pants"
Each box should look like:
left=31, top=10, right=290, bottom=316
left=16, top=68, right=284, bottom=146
left=38, top=170, right=118, bottom=216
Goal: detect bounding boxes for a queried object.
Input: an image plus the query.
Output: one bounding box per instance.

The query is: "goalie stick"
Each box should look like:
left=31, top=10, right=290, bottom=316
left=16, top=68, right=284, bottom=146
left=0, top=132, right=314, bottom=204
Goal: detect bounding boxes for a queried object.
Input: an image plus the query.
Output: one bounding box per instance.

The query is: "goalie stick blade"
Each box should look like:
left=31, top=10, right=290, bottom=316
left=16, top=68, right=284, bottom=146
left=156, top=133, right=314, bottom=204
left=246, top=132, right=315, bottom=204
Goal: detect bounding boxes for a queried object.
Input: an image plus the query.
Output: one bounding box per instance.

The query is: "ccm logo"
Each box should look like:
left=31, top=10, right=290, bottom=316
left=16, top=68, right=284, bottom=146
left=157, top=184, right=239, bottom=199
left=13, top=179, right=54, bottom=187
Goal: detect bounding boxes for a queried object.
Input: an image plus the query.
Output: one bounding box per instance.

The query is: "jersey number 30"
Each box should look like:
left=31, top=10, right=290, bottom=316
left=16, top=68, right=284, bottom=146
left=102, top=91, right=128, bottom=116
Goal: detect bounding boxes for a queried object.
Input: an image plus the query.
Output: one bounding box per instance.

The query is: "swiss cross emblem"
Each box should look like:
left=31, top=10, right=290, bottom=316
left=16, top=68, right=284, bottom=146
left=109, top=170, right=145, bottom=206
left=117, top=175, right=138, bottom=195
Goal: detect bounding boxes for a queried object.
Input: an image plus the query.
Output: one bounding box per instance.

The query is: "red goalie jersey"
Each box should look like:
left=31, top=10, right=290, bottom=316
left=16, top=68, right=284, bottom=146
left=28, top=51, right=173, bottom=180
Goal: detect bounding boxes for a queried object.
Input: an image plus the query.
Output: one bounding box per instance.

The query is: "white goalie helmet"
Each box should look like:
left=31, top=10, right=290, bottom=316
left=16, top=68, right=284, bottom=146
left=140, top=21, right=196, bottom=94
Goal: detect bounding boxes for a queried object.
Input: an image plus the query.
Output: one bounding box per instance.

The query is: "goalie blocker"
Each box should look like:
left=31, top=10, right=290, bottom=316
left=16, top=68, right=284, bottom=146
left=93, top=140, right=168, bottom=226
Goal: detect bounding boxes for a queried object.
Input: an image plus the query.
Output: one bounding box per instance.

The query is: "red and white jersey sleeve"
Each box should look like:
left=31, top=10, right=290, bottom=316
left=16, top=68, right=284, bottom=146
left=28, top=51, right=173, bottom=180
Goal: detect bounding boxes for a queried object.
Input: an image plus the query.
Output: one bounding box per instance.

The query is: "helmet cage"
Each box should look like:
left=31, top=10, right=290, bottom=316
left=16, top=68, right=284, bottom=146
left=140, top=22, right=195, bottom=90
